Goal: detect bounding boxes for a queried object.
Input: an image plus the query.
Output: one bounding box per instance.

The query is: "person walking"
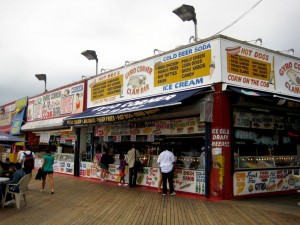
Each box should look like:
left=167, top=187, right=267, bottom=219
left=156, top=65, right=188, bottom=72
left=157, top=145, right=176, bottom=196
left=127, top=144, right=140, bottom=187
left=118, top=153, right=128, bottom=186
left=20, top=146, right=35, bottom=175
left=41, top=148, right=54, bottom=194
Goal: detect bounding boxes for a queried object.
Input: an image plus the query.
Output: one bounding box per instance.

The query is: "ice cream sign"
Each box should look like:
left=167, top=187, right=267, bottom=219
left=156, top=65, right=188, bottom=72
left=154, top=43, right=212, bottom=91
left=278, top=60, right=300, bottom=95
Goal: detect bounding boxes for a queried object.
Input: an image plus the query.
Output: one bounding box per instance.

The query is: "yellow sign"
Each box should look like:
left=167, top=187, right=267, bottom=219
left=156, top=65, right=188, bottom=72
left=154, top=50, right=211, bottom=87
left=91, top=75, right=123, bottom=101
left=227, top=54, right=271, bottom=80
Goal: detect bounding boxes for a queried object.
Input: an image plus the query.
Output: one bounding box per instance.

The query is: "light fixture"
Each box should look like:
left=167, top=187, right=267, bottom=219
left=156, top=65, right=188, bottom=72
left=81, top=75, right=92, bottom=80
left=279, top=48, right=294, bottom=55
left=189, top=36, right=195, bottom=43
left=100, top=68, right=111, bottom=72
left=251, top=108, right=270, bottom=113
left=81, top=50, right=98, bottom=75
left=35, top=74, right=47, bottom=92
left=246, top=38, right=262, bottom=45
left=173, top=4, right=198, bottom=41
left=125, top=61, right=136, bottom=66
left=153, top=49, right=165, bottom=55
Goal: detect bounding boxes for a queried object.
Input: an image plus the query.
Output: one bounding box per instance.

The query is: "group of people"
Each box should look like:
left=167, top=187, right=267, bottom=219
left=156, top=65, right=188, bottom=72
left=0, top=146, right=55, bottom=206
left=97, top=144, right=176, bottom=196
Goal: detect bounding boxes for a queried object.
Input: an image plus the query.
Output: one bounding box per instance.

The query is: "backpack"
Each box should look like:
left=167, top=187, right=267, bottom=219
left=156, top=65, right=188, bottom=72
left=24, top=151, right=34, bottom=169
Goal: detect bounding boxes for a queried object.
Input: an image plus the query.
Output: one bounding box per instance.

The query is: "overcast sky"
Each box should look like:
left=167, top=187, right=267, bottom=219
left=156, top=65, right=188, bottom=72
left=0, top=0, right=299, bottom=106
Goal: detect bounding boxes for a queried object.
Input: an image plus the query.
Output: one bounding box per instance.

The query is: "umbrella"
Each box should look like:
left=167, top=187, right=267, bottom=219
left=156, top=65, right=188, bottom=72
left=0, top=131, right=26, bottom=142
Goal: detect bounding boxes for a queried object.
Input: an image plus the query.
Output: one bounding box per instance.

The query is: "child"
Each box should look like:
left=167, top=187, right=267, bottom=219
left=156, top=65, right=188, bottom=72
left=118, top=153, right=128, bottom=186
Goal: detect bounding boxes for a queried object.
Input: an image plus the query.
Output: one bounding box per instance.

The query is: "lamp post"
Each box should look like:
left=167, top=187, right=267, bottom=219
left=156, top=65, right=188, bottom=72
left=81, top=50, right=98, bottom=75
left=173, top=4, right=198, bottom=41
left=35, top=74, right=47, bottom=92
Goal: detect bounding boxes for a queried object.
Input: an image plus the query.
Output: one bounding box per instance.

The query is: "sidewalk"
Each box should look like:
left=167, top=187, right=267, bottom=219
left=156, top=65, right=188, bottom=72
left=0, top=171, right=299, bottom=225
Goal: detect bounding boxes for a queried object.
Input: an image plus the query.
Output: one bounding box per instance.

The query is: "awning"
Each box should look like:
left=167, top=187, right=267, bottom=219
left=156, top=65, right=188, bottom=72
left=21, top=117, right=69, bottom=131
left=273, top=94, right=300, bottom=103
left=64, top=88, right=207, bottom=126
left=228, top=86, right=272, bottom=97
left=0, top=131, right=27, bottom=142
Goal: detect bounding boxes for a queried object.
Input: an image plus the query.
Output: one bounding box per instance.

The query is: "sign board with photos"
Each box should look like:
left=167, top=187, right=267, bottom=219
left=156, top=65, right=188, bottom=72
left=234, top=169, right=300, bottom=196
left=233, top=111, right=285, bottom=130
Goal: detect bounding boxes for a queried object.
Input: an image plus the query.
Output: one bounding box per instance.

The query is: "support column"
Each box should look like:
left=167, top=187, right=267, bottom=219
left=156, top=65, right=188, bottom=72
left=209, top=83, right=233, bottom=200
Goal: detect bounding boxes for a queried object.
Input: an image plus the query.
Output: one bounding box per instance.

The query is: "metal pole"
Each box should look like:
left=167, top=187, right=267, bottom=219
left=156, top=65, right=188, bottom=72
left=193, top=19, right=198, bottom=41
left=96, top=60, right=98, bottom=76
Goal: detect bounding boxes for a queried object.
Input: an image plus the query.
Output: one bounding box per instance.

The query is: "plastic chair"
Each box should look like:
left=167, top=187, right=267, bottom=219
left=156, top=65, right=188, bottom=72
left=4, top=174, right=31, bottom=209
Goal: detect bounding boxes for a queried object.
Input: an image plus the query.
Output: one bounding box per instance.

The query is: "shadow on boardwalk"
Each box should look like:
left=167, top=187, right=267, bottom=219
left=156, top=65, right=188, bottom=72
left=1, top=171, right=299, bottom=225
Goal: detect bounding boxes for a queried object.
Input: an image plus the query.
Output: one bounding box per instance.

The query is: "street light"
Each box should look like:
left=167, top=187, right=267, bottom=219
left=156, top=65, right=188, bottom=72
left=81, top=50, right=98, bottom=75
left=35, top=74, right=47, bottom=92
left=173, top=4, right=198, bottom=41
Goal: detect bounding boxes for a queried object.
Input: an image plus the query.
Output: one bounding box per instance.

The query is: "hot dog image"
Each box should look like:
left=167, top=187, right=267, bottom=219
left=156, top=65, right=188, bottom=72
left=225, top=46, right=241, bottom=55
left=276, top=179, right=283, bottom=189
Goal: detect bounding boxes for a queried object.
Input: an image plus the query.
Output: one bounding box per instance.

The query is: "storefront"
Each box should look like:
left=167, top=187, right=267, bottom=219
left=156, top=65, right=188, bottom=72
left=0, top=98, right=27, bottom=162
left=63, top=35, right=300, bottom=200
left=21, top=81, right=85, bottom=173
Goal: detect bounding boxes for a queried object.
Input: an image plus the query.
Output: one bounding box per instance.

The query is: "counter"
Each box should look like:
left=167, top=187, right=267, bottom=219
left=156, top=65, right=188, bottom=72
left=80, top=154, right=206, bottom=194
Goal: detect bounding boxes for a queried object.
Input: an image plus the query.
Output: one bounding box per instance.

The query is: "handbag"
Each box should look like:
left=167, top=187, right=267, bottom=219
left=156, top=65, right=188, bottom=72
left=35, top=167, right=43, bottom=180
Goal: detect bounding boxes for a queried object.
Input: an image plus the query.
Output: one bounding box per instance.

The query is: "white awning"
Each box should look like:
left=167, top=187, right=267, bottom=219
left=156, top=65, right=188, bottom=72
left=21, top=117, right=69, bottom=131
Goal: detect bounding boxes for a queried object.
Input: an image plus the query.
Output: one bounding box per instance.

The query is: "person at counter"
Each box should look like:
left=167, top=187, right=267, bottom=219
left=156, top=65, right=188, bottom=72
left=157, top=145, right=176, bottom=196
left=127, top=144, right=140, bottom=187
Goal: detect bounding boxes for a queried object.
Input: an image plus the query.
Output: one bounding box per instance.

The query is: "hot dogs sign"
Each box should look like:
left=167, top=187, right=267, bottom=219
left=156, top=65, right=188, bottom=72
left=222, top=39, right=300, bottom=98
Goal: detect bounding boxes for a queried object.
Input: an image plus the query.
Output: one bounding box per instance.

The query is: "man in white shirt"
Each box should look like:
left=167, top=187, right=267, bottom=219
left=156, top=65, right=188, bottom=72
left=19, top=146, right=36, bottom=174
left=157, top=146, right=176, bottom=196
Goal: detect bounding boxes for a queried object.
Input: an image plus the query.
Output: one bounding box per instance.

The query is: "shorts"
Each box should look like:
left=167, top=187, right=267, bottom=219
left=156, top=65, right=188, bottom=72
left=119, top=170, right=125, bottom=177
left=100, top=163, right=108, bottom=170
left=43, top=171, right=54, bottom=176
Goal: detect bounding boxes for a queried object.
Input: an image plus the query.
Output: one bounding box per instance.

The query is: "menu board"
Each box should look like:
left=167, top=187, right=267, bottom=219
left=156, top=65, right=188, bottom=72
left=233, top=111, right=284, bottom=130
left=234, top=169, right=300, bottom=196
left=91, top=75, right=123, bottom=101
left=227, top=54, right=271, bottom=80
left=154, top=50, right=211, bottom=87
left=94, top=117, right=204, bottom=136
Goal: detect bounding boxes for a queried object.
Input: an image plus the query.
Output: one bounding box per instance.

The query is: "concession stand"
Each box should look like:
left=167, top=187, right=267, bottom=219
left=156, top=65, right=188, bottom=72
left=21, top=81, right=85, bottom=173
left=0, top=98, right=27, bottom=162
left=63, top=35, right=300, bottom=200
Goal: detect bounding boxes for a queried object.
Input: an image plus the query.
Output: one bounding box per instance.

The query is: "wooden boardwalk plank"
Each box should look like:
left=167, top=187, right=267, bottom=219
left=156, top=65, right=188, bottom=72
left=1, top=171, right=300, bottom=225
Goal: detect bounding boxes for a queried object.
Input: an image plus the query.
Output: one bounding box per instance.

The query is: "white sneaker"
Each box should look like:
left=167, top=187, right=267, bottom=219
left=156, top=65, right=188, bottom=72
left=4, top=199, right=15, bottom=206
left=170, top=192, right=176, bottom=196
left=118, top=183, right=122, bottom=186
left=124, top=183, right=128, bottom=186
left=40, top=189, right=45, bottom=192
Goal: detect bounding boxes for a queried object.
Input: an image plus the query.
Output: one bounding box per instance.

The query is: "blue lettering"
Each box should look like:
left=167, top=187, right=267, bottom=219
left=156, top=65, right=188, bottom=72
left=163, top=54, right=177, bottom=62
left=174, top=78, right=203, bottom=88
left=194, top=43, right=211, bottom=53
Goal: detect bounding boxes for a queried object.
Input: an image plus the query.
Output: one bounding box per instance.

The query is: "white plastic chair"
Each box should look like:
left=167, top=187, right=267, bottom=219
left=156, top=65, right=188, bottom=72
left=4, top=174, right=31, bottom=209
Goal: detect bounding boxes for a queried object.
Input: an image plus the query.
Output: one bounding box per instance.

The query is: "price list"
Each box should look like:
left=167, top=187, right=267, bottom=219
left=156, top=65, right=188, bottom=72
left=91, top=75, right=123, bottom=101
left=154, top=50, right=211, bottom=87
left=227, top=54, right=270, bottom=81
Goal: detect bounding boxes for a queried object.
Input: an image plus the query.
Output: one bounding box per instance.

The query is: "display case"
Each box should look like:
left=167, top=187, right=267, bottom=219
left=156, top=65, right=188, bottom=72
left=55, top=153, right=74, bottom=162
left=235, top=155, right=300, bottom=169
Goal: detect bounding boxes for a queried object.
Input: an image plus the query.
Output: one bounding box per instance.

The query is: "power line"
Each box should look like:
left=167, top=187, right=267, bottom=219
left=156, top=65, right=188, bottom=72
left=213, top=0, right=263, bottom=36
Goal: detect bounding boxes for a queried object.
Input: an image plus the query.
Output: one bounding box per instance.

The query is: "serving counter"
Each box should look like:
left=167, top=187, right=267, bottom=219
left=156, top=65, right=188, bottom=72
left=80, top=154, right=206, bottom=194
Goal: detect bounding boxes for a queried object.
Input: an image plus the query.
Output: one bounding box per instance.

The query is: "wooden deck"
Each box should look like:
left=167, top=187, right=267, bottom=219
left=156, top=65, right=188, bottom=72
left=1, top=171, right=299, bottom=225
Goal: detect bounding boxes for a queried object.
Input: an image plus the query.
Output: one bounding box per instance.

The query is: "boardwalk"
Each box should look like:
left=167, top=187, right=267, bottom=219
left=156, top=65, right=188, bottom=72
left=1, top=171, right=299, bottom=225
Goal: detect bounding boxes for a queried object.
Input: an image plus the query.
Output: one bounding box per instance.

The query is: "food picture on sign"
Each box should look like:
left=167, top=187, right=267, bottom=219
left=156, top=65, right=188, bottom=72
left=226, top=46, right=241, bottom=55
left=127, top=75, right=146, bottom=88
